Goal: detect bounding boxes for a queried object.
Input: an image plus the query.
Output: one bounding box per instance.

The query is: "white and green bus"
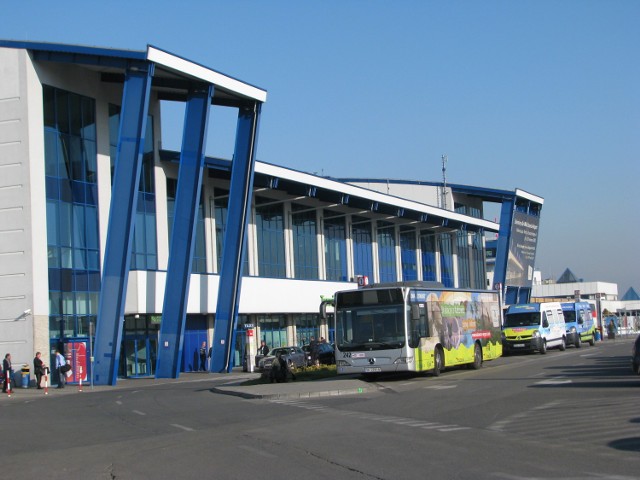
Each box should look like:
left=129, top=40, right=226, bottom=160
left=332, top=282, right=503, bottom=377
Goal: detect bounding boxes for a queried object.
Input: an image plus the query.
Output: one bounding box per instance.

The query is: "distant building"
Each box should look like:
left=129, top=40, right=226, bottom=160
left=531, top=269, right=640, bottom=333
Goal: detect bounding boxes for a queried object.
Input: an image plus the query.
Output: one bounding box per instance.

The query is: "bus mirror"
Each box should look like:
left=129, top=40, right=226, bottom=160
left=411, top=304, right=420, bottom=321
left=542, top=319, right=549, bottom=328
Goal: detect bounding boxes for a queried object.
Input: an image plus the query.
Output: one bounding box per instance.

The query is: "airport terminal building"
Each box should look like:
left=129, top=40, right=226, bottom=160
left=0, top=40, right=543, bottom=385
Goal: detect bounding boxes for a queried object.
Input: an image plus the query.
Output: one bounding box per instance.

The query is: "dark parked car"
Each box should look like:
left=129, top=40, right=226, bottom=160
left=631, top=334, right=640, bottom=374
left=258, top=346, right=307, bottom=373
left=302, top=343, right=336, bottom=366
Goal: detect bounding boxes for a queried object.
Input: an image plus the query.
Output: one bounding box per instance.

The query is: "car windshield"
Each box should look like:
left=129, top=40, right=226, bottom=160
left=504, top=312, right=540, bottom=327
left=270, top=347, right=297, bottom=356
left=336, top=304, right=406, bottom=351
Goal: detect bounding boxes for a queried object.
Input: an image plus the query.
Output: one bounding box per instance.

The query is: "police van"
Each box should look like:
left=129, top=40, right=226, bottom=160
left=502, top=302, right=567, bottom=354
left=561, top=301, right=596, bottom=348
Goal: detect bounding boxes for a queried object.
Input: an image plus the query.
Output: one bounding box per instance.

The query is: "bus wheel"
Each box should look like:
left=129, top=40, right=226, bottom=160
left=575, top=336, right=582, bottom=348
left=559, top=337, right=566, bottom=351
left=433, top=348, right=444, bottom=376
left=539, top=340, right=547, bottom=354
left=471, top=343, right=483, bottom=370
left=589, top=335, right=595, bottom=347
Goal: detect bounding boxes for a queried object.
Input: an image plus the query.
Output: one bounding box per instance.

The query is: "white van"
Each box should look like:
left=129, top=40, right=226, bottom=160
left=502, top=302, right=567, bottom=354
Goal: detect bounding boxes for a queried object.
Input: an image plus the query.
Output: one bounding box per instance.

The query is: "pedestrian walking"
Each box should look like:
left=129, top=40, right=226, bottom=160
left=199, top=342, right=208, bottom=371
left=2, top=353, right=13, bottom=393
left=55, top=349, right=67, bottom=388
left=258, top=340, right=270, bottom=356
left=309, top=336, right=319, bottom=366
left=33, top=352, right=48, bottom=389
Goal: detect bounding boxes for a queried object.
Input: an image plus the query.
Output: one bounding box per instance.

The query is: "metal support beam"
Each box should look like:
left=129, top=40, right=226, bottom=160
left=156, top=86, right=213, bottom=378
left=210, top=102, right=261, bottom=372
left=492, top=197, right=514, bottom=295
left=93, top=65, right=154, bottom=386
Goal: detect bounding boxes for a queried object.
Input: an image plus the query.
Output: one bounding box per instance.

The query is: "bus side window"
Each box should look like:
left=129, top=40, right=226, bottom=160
left=408, top=303, right=427, bottom=348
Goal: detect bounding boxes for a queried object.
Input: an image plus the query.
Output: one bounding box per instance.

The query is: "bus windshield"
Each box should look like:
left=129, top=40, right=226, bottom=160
left=336, top=304, right=406, bottom=351
left=563, top=310, right=576, bottom=323
left=504, top=312, right=540, bottom=327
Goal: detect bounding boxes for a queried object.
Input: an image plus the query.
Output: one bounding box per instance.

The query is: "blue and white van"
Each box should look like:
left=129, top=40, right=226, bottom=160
left=502, top=302, right=567, bottom=354
left=561, top=302, right=596, bottom=348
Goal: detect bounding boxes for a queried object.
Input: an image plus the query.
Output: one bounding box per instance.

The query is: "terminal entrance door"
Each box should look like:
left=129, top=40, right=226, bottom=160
left=123, top=336, right=156, bottom=377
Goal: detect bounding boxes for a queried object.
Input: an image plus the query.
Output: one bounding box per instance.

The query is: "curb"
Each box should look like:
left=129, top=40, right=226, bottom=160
left=210, top=383, right=379, bottom=400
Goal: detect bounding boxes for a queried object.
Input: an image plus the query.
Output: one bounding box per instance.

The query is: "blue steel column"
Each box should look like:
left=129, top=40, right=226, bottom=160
left=156, top=86, right=213, bottom=379
left=492, top=197, right=514, bottom=294
left=210, top=102, right=261, bottom=372
left=93, top=64, right=154, bottom=386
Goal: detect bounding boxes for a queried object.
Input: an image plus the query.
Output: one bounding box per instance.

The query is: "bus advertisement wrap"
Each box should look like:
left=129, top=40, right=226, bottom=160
left=334, top=283, right=503, bottom=377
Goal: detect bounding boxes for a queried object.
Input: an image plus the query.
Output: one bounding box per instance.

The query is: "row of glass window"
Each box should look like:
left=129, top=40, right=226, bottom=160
left=43, top=84, right=485, bottom=341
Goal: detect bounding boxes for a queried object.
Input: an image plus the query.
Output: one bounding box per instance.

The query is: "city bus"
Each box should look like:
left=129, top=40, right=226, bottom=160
left=332, top=282, right=503, bottom=377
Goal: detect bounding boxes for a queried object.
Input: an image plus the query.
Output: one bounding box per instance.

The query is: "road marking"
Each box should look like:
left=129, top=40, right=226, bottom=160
left=535, top=377, right=572, bottom=385
left=115, top=400, right=122, bottom=405
left=132, top=410, right=146, bottom=416
left=533, top=400, right=563, bottom=410
left=269, top=399, right=468, bottom=433
left=423, top=385, right=457, bottom=390
left=170, top=423, right=194, bottom=432
left=239, top=445, right=276, bottom=458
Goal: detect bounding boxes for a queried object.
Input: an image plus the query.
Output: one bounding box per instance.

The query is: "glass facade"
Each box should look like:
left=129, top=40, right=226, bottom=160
left=377, top=221, right=396, bottom=283
left=291, top=204, right=319, bottom=280
left=323, top=211, right=347, bottom=281
left=257, top=315, right=287, bottom=348
left=471, top=232, right=486, bottom=289
left=166, top=178, right=207, bottom=273
left=254, top=198, right=286, bottom=278
left=108, top=104, right=157, bottom=270
left=213, top=189, right=249, bottom=275
left=439, top=233, right=454, bottom=288
left=44, top=85, right=100, bottom=341
left=400, top=227, right=418, bottom=281
left=352, top=217, right=374, bottom=280
left=457, top=231, right=471, bottom=288
left=420, top=231, right=438, bottom=282
left=294, top=313, right=319, bottom=346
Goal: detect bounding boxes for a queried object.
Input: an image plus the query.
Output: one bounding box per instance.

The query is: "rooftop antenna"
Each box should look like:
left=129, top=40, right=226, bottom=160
left=441, top=154, right=448, bottom=210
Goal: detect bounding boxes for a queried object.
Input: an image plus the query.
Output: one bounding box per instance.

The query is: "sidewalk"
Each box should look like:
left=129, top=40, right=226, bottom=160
left=0, top=371, right=378, bottom=402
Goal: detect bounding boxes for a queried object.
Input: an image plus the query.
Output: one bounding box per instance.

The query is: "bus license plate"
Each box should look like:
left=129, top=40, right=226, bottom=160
left=365, top=367, right=382, bottom=373
left=513, top=344, right=525, bottom=348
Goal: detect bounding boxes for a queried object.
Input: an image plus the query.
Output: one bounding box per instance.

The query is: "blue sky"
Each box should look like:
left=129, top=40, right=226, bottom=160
left=3, top=1, right=638, bottom=294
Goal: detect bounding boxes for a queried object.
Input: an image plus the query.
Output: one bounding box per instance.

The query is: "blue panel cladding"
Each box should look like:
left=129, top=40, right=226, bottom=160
left=210, top=103, right=261, bottom=373
left=93, top=65, right=154, bottom=386
left=156, top=86, right=213, bottom=379
left=492, top=197, right=514, bottom=294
